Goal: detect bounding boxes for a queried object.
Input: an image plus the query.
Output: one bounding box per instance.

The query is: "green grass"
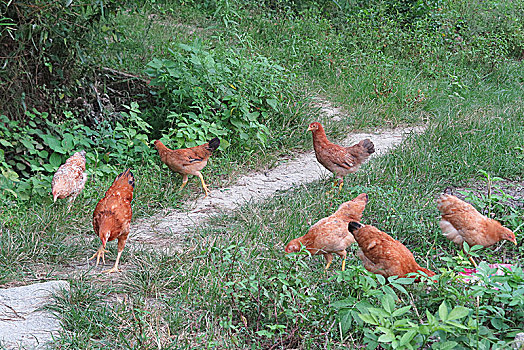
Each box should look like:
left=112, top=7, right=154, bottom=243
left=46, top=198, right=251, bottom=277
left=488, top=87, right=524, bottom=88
left=1, top=0, right=524, bottom=348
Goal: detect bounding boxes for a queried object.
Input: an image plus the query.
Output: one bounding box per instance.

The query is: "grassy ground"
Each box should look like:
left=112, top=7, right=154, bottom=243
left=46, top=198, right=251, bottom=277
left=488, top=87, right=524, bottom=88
left=1, top=1, right=524, bottom=349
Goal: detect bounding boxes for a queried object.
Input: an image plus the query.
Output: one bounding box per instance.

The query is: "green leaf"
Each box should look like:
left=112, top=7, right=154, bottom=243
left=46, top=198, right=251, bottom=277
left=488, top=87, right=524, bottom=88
left=49, top=152, right=62, bottom=168
left=266, top=98, right=278, bottom=110
left=446, top=306, right=469, bottom=321
left=399, top=329, right=417, bottom=346
left=381, top=294, right=395, bottom=314
left=438, top=302, right=448, bottom=321
left=338, top=309, right=353, bottom=334
left=392, top=305, right=412, bottom=318
left=490, top=317, right=504, bottom=330
left=41, top=134, right=65, bottom=154
left=378, top=333, right=395, bottom=343
left=358, top=313, right=378, bottom=325
left=0, top=139, right=12, bottom=147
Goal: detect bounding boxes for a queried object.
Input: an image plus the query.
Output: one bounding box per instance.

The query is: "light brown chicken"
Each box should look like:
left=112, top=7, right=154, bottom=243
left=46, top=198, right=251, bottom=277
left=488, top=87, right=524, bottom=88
left=437, top=193, right=517, bottom=266
left=348, top=222, right=436, bottom=280
left=154, top=138, right=220, bottom=197
left=51, top=150, right=87, bottom=207
left=308, top=122, right=375, bottom=190
left=285, top=193, right=369, bottom=271
left=89, top=169, right=134, bottom=273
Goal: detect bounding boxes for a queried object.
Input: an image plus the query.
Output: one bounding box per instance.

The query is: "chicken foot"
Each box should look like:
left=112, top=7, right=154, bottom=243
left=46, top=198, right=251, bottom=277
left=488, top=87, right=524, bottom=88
left=89, top=245, right=109, bottom=266
left=196, top=171, right=210, bottom=197
left=102, top=250, right=124, bottom=274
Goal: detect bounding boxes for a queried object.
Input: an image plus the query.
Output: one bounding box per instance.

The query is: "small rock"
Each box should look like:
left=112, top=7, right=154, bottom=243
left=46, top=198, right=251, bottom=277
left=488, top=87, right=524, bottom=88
left=514, top=333, right=524, bottom=350
left=0, top=281, right=69, bottom=349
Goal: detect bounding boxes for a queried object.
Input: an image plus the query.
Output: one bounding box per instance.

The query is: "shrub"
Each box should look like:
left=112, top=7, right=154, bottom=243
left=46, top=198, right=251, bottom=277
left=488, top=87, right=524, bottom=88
left=0, top=102, right=153, bottom=201
left=145, top=40, right=291, bottom=149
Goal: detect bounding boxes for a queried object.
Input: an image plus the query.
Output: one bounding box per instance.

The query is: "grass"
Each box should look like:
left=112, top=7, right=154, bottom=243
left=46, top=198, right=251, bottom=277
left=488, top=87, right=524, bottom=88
left=1, top=0, right=524, bottom=349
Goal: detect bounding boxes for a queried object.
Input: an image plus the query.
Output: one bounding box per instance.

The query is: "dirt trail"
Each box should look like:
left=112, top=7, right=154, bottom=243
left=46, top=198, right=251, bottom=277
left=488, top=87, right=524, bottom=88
left=130, top=103, right=424, bottom=250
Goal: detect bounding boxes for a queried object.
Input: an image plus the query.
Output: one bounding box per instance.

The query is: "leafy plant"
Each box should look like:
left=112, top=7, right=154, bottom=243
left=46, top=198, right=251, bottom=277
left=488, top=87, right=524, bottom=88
left=145, top=40, right=289, bottom=149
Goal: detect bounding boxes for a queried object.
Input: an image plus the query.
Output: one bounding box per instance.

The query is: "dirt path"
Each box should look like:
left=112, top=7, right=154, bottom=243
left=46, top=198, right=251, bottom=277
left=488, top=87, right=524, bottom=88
left=130, top=120, right=424, bottom=251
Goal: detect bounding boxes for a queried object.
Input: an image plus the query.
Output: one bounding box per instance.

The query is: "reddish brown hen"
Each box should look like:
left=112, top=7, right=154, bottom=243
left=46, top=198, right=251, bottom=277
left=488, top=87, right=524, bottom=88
left=437, top=193, right=516, bottom=266
left=348, top=222, right=435, bottom=280
left=52, top=150, right=87, bottom=207
left=285, top=193, right=369, bottom=271
left=90, top=169, right=134, bottom=273
left=154, top=138, right=220, bottom=197
left=308, top=122, right=374, bottom=190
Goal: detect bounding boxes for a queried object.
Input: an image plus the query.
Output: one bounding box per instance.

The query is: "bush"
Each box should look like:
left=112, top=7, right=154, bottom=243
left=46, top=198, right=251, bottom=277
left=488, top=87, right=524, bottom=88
left=0, top=102, right=153, bottom=201
left=145, top=40, right=292, bottom=149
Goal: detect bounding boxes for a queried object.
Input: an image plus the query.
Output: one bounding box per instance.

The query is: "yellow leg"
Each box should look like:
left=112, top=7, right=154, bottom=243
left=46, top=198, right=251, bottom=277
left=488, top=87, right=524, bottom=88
left=196, top=172, right=210, bottom=197
left=88, top=245, right=108, bottom=266
left=341, top=259, right=346, bottom=272
left=179, top=174, right=189, bottom=191
left=102, top=250, right=123, bottom=274
left=338, top=179, right=344, bottom=191
left=324, top=261, right=332, bottom=270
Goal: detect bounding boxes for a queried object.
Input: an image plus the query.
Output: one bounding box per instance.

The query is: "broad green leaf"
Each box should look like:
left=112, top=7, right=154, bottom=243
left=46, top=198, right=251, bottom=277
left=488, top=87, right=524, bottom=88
left=266, top=98, right=278, bottom=110
left=49, top=152, right=62, bottom=168
left=378, top=333, right=395, bottom=343
left=435, top=341, right=459, bottom=350
left=0, top=139, right=12, bottom=147
left=399, top=329, right=417, bottom=346
left=438, top=302, right=448, bottom=321
left=358, top=313, right=378, bottom=325
left=381, top=294, right=395, bottom=314
left=338, top=309, right=353, bottom=334
left=392, top=305, right=412, bottom=318
left=447, top=306, right=469, bottom=321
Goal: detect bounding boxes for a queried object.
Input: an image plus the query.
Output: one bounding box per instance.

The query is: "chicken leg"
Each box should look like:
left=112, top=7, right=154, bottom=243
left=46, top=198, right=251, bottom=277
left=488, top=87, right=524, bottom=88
left=196, top=171, right=210, bottom=197
left=89, top=245, right=109, bottom=266
left=102, top=237, right=127, bottom=274
left=102, top=250, right=123, bottom=274
left=324, top=253, right=333, bottom=270
left=336, top=250, right=348, bottom=271
left=179, top=174, right=189, bottom=191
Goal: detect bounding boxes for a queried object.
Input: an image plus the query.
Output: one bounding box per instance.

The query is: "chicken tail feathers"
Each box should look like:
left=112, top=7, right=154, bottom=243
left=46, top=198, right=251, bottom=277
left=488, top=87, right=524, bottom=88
left=359, top=139, right=375, bottom=155
left=207, top=137, right=220, bottom=151
left=348, top=221, right=363, bottom=233
left=115, top=168, right=135, bottom=188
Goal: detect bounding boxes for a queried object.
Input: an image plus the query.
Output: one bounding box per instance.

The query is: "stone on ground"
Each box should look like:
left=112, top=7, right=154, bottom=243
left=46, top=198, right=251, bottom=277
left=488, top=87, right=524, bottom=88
left=0, top=280, right=69, bottom=349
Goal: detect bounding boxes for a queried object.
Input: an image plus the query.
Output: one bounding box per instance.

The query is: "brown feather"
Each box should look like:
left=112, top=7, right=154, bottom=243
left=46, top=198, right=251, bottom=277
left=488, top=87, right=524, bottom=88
left=437, top=194, right=516, bottom=247
left=349, top=222, right=436, bottom=280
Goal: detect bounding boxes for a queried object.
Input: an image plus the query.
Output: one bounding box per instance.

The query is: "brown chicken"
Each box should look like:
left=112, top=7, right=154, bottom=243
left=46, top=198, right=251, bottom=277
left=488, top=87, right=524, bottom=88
left=285, top=193, right=369, bottom=271
left=51, top=150, right=87, bottom=207
left=89, top=169, right=134, bottom=274
left=437, top=193, right=517, bottom=266
left=154, top=138, right=220, bottom=197
left=348, top=222, right=436, bottom=280
left=308, top=122, right=375, bottom=190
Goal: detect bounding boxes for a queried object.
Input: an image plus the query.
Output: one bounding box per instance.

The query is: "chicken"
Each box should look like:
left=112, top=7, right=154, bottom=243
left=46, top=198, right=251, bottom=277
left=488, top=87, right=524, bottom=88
left=154, top=138, right=220, bottom=197
left=348, top=222, right=436, bottom=280
left=285, top=193, right=369, bottom=271
left=89, top=169, right=134, bottom=273
left=308, top=122, right=375, bottom=190
left=437, top=193, right=517, bottom=266
left=51, top=150, right=87, bottom=208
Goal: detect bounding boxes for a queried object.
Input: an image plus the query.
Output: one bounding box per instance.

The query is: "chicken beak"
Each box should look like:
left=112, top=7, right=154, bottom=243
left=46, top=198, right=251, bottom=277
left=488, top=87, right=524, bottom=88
left=307, top=126, right=313, bottom=132
left=513, top=240, right=518, bottom=246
